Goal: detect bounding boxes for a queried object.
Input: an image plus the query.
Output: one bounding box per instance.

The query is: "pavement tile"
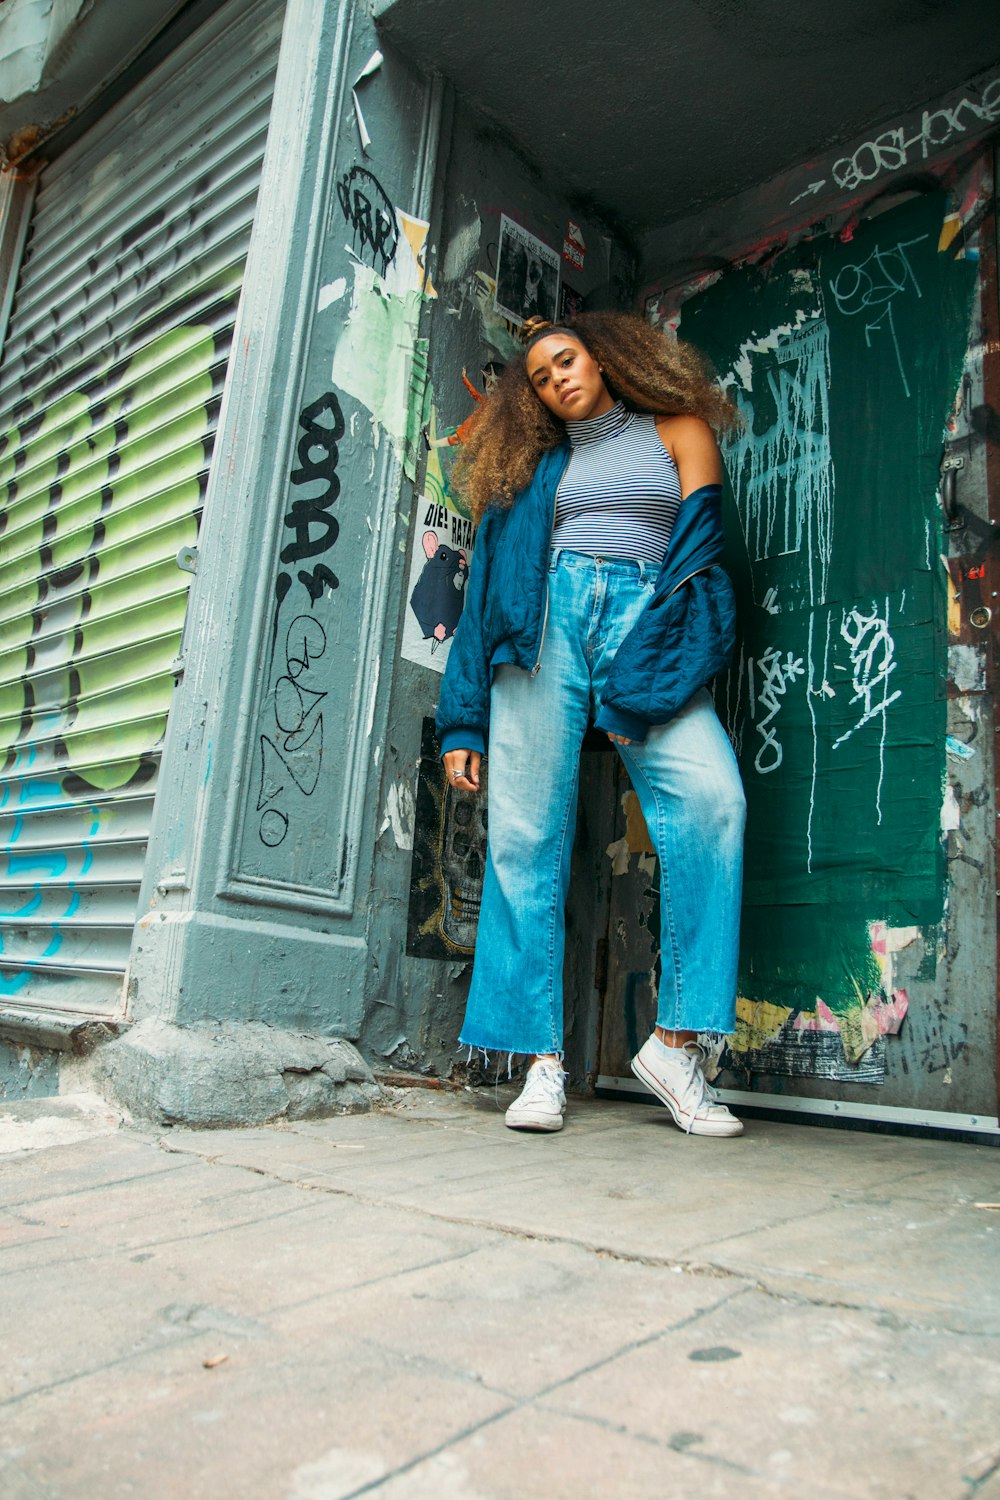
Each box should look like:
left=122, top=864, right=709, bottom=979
left=699, top=1196, right=1000, bottom=1330
left=0, top=1161, right=297, bottom=1273
left=325, top=1144, right=833, bottom=1261
left=0, top=1131, right=188, bottom=1208
left=545, top=1287, right=1000, bottom=1500
left=5, top=1331, right=509, bottom=1500
left=270, top=1233, right=739, bottom=1400
left=2, top=1170, right=494, bottom=1406
left=348, top=1403, right=817, bottom=1500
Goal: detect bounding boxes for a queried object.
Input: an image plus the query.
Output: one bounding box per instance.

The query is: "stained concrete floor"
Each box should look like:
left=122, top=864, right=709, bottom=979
left=1, top=1085, right=999, bottom=1500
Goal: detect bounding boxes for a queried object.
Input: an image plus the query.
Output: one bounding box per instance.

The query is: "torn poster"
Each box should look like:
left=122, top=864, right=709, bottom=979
left=562, top=219, right=586, bottom=270
left=351, top=49, right=383, bottom=154
left=494, top=215, right=559, bottom=327
left=407, top=717, right=487, bottom=957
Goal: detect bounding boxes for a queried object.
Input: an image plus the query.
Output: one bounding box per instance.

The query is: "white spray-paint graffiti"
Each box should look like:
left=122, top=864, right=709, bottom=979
left=724, top=596, right=905, bottom=870
left=724, top=314, right=835, bottom=608
left=828, top=236, right=928, bottom=398
left=830, top=77, right=1000, bottom=192
left=745, top=647, right=806, bottom=774
left=831, top=598, right=902, bottom=825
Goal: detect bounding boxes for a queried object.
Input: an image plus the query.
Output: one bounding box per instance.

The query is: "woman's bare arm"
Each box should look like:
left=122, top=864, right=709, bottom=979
left=655, top=413, right=723, bottom=496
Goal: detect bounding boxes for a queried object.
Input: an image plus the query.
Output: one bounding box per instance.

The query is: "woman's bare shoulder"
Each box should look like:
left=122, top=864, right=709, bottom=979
left=654, top=413, right=722, bottom=493
left=654, top=413, right=715, bottom=449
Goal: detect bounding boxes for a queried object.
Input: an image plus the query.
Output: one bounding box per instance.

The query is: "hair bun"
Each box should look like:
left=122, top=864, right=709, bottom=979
left=520, top=316, right=554, bottom=346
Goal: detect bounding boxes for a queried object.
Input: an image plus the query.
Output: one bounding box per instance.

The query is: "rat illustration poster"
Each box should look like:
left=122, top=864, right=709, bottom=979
left=400, top=497, right=478, bottom=674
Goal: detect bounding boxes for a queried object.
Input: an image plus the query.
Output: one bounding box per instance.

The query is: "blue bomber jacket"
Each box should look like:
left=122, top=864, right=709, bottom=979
left=436, top=441, right=737, bottom=755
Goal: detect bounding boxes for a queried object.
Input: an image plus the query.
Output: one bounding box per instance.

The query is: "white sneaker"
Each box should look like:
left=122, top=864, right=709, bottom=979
left=631, top=1037, right=743, bottom=1137
left=505, top=1061, right=566, bottom=1132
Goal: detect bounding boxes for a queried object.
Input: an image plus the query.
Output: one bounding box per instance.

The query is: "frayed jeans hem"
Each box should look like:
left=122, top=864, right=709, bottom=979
left=459, top=1040, right=565, bottom=1075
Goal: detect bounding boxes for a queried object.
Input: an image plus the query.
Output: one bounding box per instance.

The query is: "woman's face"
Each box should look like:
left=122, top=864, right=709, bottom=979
left=525, top=335, right=614, bottom=421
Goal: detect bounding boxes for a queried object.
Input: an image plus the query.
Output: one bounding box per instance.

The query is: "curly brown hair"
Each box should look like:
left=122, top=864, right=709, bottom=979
left=451, top=311, right=737, bottom=521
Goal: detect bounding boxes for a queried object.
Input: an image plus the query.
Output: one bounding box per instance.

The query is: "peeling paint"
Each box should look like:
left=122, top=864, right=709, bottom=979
left=731, top=998, right=792, bottom=1053
left=380, top=778, right=415, bottom=851
left=605, top=837, right=631, bottom=877
left=441, top=200, right=482, bottom=282
left=945, top=734, right=975, bottom=760
left=332, top=261, right=423, bottom=462
left=318, top=277, right=347, bottom=310
left=948, top=643, right=986, bottom=693
left=621, top=790, right=654, bottom=855
left=941, top=782, right=961, bottom=832
left=723, top=306, right=820, bottom=394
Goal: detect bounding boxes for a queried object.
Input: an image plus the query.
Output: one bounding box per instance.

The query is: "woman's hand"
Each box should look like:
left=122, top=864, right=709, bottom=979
left=443, top=749, right=482, bottom=791
left=607, top=732, right=632, bottom=746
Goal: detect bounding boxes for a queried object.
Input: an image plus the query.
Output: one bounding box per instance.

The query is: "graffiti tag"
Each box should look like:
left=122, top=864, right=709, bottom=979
left=336, top=166, right=398, bottom=276
left=831, top=78, right=1000, bottom=191
left=828, top=237, right=928, bottom=398
left=256, top=615, right=328, bottom=849
left=832, top=604, right=901, bottom=751
left=275, top=391, right=345, bottom=617
left=747, top=647, right=805, bottom=774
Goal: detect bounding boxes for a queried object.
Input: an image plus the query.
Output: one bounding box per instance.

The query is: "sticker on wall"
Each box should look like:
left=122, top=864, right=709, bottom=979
left=494, top=215, right=560, bottom=327
left=400, top=497, right=477, bottom=674
left=559, top=284, right=584, bottom=321
left=407, top=717, right=487, bottom=957
left=562, top=220, right=586, bottom=271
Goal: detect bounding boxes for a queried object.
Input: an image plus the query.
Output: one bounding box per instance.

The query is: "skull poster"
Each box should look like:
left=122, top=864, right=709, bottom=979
left=406, top=717, right=488, bottom=957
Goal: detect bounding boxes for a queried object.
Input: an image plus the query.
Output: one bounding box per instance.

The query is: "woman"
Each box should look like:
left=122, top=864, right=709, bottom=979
left=436, top=312, right=746, bottom=1138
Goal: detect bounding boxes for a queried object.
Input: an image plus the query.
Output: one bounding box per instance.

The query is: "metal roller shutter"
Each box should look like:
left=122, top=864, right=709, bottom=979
left=0, top=0, right=283, bottom=1014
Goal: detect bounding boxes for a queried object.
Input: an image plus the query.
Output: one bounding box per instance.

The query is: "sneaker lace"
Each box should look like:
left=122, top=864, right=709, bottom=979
left=678, top=1045, right=724, bottom=1132
left=522, top=1062, right=565, bottom=1107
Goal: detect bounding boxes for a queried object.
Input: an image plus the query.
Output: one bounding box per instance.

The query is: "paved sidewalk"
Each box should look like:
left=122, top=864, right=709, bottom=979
left=1, top=1084, right=999, bottom=1500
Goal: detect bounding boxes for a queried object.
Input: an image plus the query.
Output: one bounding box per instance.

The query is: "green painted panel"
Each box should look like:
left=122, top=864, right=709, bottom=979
left=680, top=193, right=978, bottom=1021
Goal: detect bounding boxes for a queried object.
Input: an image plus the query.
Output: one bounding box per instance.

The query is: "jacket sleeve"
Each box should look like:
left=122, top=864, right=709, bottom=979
left=595, top=566, right=738, bottom=742
left=435, top=508, right=504, bottom=757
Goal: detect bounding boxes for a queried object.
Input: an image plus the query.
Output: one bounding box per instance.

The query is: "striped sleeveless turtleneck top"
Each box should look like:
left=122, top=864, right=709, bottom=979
left=552, top=401, right=682, bottom=569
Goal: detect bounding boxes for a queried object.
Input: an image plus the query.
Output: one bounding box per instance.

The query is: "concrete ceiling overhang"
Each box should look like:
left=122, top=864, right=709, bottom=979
left=374, top=0, right=1000, bottom=231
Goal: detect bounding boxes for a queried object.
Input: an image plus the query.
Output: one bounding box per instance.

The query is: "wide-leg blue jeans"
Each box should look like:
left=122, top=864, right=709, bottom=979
left=459, top=550, right=746, bottom=1058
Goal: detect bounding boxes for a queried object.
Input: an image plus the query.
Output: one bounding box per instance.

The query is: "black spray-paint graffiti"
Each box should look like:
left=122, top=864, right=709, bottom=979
left=274, top=391, right=345, bottom=618
left=261, top=389, right=345, bottom=850
left=256, top=615, right=328, bottom=849
left=336, top=166, right=398, bottom=277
